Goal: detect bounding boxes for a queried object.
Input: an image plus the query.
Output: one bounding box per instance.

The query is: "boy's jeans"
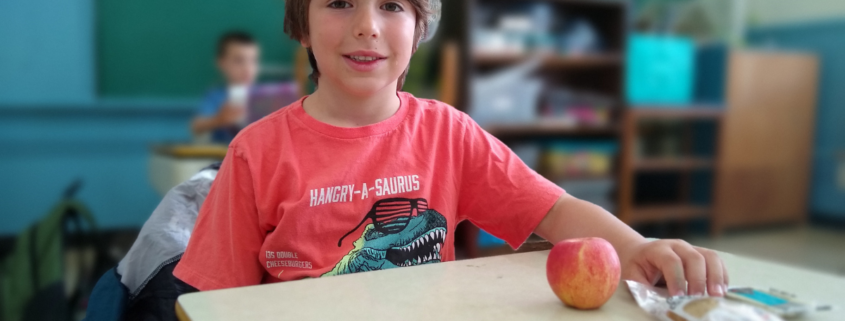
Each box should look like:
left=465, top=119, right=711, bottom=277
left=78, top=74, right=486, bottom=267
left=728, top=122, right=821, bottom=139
left=124, top=260, right=196, bottom=321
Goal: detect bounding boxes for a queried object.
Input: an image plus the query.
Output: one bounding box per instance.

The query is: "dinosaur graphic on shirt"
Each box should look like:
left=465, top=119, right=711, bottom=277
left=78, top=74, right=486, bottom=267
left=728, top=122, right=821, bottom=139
left=323, top=198, right=447, bottom=277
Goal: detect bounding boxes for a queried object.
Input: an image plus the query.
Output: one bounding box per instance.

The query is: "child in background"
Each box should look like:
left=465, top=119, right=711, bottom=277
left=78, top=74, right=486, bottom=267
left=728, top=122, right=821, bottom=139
left=190, top=31, right=260, bottom=143
left=174, top=0, right=727, bottom=314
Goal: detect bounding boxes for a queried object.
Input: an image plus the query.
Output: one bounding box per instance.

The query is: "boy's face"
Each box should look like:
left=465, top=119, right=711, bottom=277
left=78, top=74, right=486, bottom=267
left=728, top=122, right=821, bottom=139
left=217, top=43, right=260, bottom=86
left=303, top=0, right=416, bottom=96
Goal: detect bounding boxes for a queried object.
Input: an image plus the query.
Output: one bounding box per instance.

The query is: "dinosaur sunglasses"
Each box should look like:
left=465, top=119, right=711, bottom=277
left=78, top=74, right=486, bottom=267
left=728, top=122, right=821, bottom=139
left=337, top=198, right=428, bottom=247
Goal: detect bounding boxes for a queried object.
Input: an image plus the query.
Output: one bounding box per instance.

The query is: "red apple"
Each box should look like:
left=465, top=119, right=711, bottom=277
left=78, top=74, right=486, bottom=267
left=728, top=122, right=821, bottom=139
left=546, top=237, right=621, bottom=309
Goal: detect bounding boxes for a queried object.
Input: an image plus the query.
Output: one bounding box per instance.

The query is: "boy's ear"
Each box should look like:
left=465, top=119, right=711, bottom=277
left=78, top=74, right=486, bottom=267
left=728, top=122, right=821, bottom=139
left=299, top=36, right=311, bottom=48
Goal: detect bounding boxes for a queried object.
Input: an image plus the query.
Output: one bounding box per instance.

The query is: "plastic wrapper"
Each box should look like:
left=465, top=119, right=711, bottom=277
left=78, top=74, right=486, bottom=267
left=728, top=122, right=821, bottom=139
left=626, top=280, right=784, bottom=321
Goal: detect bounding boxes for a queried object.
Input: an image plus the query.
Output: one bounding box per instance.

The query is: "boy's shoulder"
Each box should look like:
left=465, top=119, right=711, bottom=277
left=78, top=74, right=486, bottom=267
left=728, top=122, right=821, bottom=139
left=401, top=92, right=473, bottom=127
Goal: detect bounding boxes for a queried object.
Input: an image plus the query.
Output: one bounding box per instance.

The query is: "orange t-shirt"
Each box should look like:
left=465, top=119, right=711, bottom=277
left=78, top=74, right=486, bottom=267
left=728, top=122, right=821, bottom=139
left=174, top=92, right=565, bottom=290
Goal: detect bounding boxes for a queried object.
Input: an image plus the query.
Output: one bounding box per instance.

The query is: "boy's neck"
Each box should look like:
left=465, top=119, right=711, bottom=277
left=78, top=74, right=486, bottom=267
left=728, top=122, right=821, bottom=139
left=304, top=81, right=401, bottom=128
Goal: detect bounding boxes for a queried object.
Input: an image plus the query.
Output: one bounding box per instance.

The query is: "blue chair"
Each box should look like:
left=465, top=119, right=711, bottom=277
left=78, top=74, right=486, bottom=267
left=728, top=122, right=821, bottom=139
left=83, top=268, right=128, bottom=321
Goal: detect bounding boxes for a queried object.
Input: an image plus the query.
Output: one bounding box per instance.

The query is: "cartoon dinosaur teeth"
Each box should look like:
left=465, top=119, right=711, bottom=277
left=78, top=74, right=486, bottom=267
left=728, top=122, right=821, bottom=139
left=324, top=205, right=448, bottom=277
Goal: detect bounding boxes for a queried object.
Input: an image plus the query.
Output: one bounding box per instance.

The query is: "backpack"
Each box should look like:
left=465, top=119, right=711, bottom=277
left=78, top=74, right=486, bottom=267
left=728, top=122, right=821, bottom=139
left=0, top=187, right=98, bottom=321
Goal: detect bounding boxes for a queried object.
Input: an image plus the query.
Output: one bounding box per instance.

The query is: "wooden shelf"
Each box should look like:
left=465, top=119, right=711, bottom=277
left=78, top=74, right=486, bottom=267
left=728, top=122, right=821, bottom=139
left=546, top=174, right=613, bottom=182
left=634, top=158, right=714, bottom=171
left=629, top=205, right=710, bottom=224
left=484, top=122, right=617, bottom=137
left=474, top=52, right=622, bottom=69
left=454, top=0, right=629, bottom=256
left=628, top=107, right=724, bottom=119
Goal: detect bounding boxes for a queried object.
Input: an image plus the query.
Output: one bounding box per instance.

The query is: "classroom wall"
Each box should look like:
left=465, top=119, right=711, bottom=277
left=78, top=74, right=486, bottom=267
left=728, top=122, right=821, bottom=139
left=0, top=0, right=202, bottom=234
left=747, top=0, right=845, bottom=27
left=748, top=19, right=845, bottom=220
left=98, top=0, right=298, bottom=98
left=1, top=0, right=308, bottom=234
left=0, top=0, right=95, bottom=105
left=0, top=104, right=194, bottom=235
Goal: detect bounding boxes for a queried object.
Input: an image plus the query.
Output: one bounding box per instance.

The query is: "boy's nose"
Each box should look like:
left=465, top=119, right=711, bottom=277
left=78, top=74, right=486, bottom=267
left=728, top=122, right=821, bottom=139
left=352, top=8, right=380, bottom=39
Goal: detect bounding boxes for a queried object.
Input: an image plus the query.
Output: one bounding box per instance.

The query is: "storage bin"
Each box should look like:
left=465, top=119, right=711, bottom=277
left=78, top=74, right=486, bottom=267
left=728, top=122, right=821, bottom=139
left=626, top=34, right=695, bottom=106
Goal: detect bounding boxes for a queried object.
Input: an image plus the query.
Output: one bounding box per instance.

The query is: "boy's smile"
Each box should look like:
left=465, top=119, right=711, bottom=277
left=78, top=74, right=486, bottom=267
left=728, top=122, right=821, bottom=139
left=342, top=50, right=388, bottom=72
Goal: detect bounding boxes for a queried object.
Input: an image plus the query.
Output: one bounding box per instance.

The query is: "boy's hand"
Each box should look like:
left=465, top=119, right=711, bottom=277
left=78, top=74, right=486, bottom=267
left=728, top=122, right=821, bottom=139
left=535, top=195, right=729, bottom=298
left=621, top=239, right=728, bottom=297
left=215, top=103, right=246, bottom=126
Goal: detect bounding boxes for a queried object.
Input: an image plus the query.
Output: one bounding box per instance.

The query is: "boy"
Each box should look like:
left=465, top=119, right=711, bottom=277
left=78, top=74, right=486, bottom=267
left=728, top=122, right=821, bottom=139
left=176, top=0, right=728, bottom=302
left=190, top=31, right=260, bottom=143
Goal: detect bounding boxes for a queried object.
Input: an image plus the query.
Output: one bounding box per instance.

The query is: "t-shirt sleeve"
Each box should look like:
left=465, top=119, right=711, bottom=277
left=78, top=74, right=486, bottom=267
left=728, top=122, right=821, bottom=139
left=174, top=145, right=266, bottom=291
left=197, top=90, right=225, bottom=117
left=457, top=116, right=565, bottom=249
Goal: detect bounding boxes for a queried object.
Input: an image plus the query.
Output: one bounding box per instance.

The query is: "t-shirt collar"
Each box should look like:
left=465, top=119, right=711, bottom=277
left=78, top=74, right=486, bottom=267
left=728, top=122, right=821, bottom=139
left=292, top=92, right=411, bottom=139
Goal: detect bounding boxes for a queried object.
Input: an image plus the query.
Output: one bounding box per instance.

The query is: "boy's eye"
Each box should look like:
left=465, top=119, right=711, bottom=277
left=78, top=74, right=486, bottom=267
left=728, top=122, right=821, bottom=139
left=381, top=2, right=404, bottom=12
left=328, top=1, right=352, bottom=9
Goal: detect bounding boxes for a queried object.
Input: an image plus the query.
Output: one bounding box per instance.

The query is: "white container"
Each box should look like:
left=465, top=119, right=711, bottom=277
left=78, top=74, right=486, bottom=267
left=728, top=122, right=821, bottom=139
left=470, top=57, right=544, bottom=125
left=227, top=85, right=250, bottom=127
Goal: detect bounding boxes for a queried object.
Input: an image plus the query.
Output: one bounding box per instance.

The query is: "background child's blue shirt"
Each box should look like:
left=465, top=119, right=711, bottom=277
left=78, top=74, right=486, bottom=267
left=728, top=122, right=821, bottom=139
left=197, top=88, right=237, bottom=143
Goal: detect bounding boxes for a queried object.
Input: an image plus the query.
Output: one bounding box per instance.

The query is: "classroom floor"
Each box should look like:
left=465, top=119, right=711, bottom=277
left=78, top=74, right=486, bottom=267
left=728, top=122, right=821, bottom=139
left=688, top=225, right=845, bottom=277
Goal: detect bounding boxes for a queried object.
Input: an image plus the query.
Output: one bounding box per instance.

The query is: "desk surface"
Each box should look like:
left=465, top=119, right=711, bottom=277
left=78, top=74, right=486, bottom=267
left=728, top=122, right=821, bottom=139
left=153, top=144, right=228, bottom=159
left=177, top=251, right=844, bottom=321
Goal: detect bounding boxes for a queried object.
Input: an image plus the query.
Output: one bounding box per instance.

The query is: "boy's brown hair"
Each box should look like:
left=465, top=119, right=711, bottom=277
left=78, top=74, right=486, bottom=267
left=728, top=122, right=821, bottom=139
left=216, top=31, right=257, bottom=59
left=283, top=0, right=439, bottom=90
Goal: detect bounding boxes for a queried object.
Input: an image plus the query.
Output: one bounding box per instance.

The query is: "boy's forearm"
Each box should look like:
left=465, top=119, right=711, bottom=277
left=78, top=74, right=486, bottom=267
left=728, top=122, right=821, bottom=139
left=534, top=194, right=648, bottom=263
left=191, top=116, right=219, bottom=136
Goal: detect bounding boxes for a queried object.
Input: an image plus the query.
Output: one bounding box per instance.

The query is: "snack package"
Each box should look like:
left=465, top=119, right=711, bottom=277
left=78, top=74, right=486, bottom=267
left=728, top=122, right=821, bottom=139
left=626, top=280, right=784, bottom=321
left=725, top=287, right=833, bottom=319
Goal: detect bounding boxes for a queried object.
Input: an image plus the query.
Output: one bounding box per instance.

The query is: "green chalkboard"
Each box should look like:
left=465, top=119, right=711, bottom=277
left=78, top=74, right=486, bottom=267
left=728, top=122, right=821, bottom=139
left=97, top=0, right=300, bottom=98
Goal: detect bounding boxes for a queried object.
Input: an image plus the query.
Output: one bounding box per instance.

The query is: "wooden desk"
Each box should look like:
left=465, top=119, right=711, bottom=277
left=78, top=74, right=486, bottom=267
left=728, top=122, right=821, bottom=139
left=177, top=251, right=844, bottom=321
left=152, top=144, right=228, bottom=159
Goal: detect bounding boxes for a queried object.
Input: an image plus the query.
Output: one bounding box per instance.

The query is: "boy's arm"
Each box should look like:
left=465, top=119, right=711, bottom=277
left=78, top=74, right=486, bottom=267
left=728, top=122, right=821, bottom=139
left=173, top=145, right=266, bottom=290
left=191, top=115, right=222, bottom=136
left=191, top=103, right=245, bottom=136
left=534, top=194, right=728, bottom=298
left=534, top=193, right=645, bottom=263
